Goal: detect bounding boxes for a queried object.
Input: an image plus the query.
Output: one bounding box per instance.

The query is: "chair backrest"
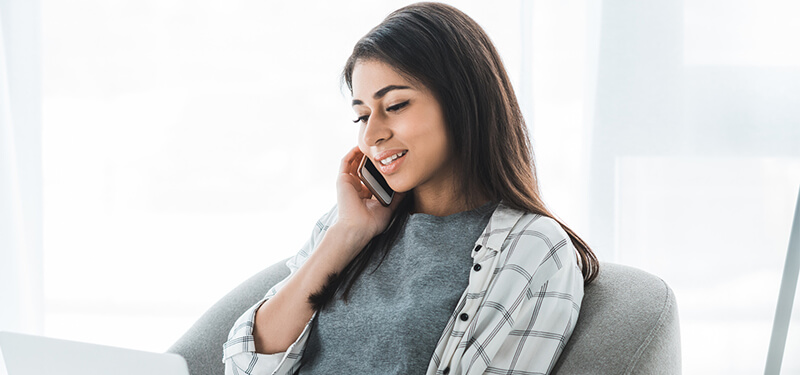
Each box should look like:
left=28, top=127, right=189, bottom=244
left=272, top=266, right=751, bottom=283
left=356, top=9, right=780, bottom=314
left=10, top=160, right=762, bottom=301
left=551, top=263, right=681, bottom=374
left=168, top=261, right=681, bottom=375
left=169, top=260, right=291, bottom=375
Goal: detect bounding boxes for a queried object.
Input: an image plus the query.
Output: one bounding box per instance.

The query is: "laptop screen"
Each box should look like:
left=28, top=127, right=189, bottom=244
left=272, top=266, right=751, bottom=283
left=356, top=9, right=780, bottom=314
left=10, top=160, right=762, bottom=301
left=0, top=332, right=189, bottom=375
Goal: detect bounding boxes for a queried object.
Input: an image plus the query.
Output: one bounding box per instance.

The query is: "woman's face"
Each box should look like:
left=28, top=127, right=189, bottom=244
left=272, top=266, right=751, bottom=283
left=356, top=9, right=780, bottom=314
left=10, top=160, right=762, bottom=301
left=351, top=59, right=456, bottom=197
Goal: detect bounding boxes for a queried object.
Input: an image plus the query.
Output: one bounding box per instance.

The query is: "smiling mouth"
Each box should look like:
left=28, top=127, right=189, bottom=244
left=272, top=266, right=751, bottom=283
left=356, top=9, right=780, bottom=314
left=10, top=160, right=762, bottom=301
left=379, top=150, right=408, bottom=165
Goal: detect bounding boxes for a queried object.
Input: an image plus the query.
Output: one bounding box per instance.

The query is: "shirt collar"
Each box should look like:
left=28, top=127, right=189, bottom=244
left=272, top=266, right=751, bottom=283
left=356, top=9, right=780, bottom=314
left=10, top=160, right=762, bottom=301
left=473, top=200, right=524, bottom=255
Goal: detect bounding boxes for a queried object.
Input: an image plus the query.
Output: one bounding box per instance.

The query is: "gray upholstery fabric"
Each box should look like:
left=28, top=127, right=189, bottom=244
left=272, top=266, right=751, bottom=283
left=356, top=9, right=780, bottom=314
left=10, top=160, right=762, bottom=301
left=551, top=263, right=682, bottom=374
left=168, top=261, right=680, bottom=375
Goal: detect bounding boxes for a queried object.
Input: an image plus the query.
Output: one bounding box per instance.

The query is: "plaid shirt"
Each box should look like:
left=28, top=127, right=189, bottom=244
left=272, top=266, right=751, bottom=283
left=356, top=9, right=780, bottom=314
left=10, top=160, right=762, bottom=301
left=223, top=201, right=584, bottom=375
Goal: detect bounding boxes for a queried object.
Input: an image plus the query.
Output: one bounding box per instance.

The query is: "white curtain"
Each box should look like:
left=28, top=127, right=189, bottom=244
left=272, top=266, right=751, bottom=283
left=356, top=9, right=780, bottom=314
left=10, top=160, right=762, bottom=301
left=0, top=0, right=43, bottom=334
left=530, top=1, right=800, bottom=373
left=587, top=1, right=800, bottom=373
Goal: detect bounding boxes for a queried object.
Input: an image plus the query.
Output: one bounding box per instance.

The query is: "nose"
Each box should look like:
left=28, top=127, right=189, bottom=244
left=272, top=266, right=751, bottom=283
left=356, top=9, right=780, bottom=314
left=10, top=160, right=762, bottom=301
left=361, top=113, right=392, bottom=146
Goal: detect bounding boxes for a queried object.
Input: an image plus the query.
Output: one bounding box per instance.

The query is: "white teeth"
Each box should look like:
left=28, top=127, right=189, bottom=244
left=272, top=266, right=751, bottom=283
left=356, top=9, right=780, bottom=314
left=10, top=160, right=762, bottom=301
left=380, top=151, right=407, bottom=165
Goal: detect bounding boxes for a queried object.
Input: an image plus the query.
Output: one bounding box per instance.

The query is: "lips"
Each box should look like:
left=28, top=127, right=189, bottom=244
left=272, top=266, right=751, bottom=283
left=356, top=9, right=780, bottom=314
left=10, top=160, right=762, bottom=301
left=373, top=149, right=409, bottom=163
left=378, top=150, right=408, bottom=165
left=374, top=150, right=407, bottom=175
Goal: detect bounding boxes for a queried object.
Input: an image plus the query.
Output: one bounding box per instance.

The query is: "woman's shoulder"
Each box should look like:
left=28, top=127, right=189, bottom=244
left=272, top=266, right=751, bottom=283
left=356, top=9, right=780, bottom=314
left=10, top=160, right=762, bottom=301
left=495, top=202, right=570, bottom=242
left=494, top=202, right=576, bottom=265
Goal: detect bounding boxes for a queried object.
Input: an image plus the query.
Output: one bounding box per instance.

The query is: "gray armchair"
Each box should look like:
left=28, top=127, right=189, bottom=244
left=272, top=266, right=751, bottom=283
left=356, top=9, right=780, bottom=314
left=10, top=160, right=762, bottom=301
left=168, top=262, right=681, bottom=374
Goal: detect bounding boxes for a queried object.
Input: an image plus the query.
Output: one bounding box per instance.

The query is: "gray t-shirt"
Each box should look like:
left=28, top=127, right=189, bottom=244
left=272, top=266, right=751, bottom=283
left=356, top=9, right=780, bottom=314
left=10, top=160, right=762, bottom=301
left=297, top=201, right=499, bottom=374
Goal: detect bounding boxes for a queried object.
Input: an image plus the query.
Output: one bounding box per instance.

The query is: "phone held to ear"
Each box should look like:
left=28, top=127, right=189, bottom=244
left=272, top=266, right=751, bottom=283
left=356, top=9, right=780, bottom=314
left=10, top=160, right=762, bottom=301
left=357, top=155, right=395, bottom=206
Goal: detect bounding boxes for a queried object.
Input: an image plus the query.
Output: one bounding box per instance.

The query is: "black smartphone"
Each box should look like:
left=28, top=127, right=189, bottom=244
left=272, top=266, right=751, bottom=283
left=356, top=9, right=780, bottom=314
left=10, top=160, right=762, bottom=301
left=357, top=155, right=394, bottom=206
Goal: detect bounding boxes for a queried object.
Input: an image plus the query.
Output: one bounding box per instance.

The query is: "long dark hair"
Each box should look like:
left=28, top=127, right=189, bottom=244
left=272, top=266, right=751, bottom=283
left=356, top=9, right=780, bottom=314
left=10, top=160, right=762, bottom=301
left=310, top=2, right=598, bottom=311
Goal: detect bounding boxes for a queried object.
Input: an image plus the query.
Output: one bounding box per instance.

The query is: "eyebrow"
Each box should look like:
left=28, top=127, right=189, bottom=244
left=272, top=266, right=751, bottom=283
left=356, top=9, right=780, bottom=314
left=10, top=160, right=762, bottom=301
left=351, top=85, right=412, bottom=106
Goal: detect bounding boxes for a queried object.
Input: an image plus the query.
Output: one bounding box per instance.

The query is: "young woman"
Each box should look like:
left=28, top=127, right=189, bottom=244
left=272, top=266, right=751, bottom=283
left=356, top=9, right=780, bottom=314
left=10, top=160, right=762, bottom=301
left=223, top=3, right=598, bottom=374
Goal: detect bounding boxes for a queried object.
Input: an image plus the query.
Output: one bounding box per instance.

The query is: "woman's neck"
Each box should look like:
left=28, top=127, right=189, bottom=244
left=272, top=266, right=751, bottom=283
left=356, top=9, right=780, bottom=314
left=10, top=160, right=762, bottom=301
left=411, top=189, right=490, bottom=217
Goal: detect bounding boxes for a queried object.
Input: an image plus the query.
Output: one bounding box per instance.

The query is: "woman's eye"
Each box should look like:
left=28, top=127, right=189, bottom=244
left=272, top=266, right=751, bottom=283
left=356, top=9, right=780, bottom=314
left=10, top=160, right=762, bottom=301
left=352, top=115, right=369, bottom=124
left=351, top=101, right=407, bottom=123
left=386, top=101, right=409, bottom=112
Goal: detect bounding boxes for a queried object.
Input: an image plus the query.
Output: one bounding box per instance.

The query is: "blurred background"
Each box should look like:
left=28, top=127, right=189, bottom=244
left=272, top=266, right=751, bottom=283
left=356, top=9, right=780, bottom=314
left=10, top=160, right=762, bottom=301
left=2, top=0, right=799, bottom=373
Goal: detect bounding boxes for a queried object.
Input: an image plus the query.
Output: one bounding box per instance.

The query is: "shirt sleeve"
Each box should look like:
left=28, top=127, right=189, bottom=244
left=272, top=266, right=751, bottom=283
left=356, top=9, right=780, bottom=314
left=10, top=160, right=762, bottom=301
left=222, top=205, right=338, bottom=375
left=452, top=217, right=585, bottom=375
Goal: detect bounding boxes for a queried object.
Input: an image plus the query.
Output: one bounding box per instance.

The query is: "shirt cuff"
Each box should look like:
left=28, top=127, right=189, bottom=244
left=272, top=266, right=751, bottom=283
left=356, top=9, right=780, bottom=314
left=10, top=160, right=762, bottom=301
left=223, top=298, right=267, bottom=361
left=222, top=298, right=316, bottom=374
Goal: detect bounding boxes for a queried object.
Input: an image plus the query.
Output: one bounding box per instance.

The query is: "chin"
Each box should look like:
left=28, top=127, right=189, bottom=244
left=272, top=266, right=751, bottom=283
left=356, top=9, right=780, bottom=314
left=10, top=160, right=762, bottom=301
left=386, top=180, right=413, bottom=195
left=389, top=186, right=412, bottom=194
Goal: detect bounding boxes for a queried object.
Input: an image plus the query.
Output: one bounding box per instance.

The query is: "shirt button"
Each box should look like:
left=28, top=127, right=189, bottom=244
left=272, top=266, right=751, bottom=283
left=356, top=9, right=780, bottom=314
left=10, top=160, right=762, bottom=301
left=443, top=367, right=450, bottom=374
left=473, top=264, right=482, bottom=271
left=460, top=313, right=469, bottom=321
left=474, top=245, right=482, bottom=252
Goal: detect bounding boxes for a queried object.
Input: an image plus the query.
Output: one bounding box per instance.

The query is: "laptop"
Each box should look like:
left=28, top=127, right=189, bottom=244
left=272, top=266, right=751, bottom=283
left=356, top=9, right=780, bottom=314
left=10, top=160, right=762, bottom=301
left=765, top=185, right=800, bottom=374
left=0, top=332, right=189, bottom=375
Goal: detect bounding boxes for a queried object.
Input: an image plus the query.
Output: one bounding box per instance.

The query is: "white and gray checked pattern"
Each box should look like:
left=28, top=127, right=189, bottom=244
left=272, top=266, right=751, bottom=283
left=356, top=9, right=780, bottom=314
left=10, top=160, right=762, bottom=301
left=223, top=202, right=584, bottom=375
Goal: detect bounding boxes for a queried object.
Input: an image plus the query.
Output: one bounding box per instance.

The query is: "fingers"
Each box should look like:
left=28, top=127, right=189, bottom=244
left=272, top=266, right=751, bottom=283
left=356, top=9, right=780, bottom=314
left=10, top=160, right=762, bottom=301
left=338, top=146, right=373, bottom=200
left=339, top=146, right=364, bottom=175
left=358, top=187, right=372, bottom=200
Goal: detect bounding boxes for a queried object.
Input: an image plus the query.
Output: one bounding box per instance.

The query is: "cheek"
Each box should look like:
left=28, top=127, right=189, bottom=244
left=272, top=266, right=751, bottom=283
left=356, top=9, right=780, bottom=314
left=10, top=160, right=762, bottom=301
left=357, top=143, right=367, bottom=155
left=357, top=128, right=367, bottom=153
left=420, top=124, right=449, bottom=156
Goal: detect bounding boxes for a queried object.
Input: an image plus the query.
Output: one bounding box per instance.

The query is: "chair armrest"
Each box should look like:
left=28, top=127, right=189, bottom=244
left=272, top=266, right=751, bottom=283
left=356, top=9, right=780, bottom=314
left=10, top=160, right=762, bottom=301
left=168, top=259, right=291, bottom=375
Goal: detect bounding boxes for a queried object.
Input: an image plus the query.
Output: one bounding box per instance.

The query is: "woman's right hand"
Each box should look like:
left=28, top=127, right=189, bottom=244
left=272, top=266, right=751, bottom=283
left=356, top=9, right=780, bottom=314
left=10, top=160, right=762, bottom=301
left=333, top=146, right=405, bottom=250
